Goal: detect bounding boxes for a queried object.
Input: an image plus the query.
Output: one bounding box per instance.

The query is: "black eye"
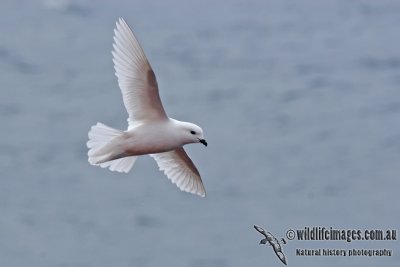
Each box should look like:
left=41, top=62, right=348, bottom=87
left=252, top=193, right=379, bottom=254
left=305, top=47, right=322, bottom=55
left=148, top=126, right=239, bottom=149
left=190, top=130, right=196, bottom=135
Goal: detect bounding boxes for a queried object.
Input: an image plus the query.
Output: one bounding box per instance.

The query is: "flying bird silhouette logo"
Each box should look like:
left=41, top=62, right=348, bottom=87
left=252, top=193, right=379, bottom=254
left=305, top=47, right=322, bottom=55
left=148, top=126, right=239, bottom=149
left=254, top=225, right=288, bottom=265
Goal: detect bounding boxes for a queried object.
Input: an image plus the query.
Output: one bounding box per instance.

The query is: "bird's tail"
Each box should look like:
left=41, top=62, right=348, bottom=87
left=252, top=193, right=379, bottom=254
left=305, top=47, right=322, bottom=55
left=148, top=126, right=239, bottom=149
left=87, top=122, right=137, bottom=173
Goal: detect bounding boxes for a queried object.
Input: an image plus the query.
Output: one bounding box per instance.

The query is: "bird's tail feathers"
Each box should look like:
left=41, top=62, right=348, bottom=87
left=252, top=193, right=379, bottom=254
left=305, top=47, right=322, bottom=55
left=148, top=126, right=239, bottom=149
left=97, top=156, right=137, bottom=173
left=87, top=122, right=137, bottom=172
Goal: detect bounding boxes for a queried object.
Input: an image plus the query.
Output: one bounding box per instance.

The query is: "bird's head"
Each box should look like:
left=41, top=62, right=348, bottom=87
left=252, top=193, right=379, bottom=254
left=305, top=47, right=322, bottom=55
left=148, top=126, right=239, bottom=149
left=259, top=239, right=267, bottom=245
left=176, top=121, right=207, bottom=147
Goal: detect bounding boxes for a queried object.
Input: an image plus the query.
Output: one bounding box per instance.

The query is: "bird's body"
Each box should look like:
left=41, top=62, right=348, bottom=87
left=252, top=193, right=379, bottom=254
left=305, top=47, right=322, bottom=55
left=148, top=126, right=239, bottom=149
left=87, top=18, right=207, bottom=197
left=124, top=120, right=181, bottom=155
left=90, top=119, right=203, bottom=162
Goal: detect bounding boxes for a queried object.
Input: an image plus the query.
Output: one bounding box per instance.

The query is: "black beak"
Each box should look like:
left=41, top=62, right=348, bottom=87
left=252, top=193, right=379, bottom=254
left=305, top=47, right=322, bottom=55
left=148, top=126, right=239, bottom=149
left=199, top=139, right=207, bottom=147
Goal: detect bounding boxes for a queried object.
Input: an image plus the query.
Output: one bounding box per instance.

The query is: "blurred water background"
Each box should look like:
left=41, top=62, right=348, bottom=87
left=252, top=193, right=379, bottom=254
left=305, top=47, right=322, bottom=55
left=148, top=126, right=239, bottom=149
left=0, top=0, right=399, bottom=266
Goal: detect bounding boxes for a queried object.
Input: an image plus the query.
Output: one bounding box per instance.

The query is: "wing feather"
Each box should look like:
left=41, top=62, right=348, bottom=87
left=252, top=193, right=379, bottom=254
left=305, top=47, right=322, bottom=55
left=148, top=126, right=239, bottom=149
left=113, top=18, right=167, bottom=125
left=150, top=148, right=206, bottom=197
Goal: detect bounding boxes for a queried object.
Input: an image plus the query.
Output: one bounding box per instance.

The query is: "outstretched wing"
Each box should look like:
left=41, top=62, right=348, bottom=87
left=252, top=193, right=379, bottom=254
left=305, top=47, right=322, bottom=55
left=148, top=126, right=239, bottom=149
left=254, top=225, right=267, bottom=237
left=269, top=234, right=287, bottom=265
left=150, top=148, right=206, bottom=197
left=112, top=18, right=167, bottom=125
left=274, top=250, right=287, bottom=265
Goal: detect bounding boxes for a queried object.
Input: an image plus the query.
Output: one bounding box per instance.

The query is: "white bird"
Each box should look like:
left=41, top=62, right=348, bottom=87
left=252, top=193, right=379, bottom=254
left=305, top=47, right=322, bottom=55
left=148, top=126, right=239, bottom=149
left=87, top=18, right=207, bottom=197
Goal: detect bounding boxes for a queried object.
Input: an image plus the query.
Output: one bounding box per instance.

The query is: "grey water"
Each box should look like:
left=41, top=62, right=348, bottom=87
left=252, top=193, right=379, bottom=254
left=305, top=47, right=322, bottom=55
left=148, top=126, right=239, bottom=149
left=0, top=0, right=399, bottom=266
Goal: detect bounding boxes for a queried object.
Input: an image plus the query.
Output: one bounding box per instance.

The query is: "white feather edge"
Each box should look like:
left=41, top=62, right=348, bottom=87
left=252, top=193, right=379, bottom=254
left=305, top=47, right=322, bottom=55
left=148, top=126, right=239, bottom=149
left=112, top=17, right=166, bottom=123
left=150, top=150, right=206, bottom=197
left=87, top=122, right=137, bottom=173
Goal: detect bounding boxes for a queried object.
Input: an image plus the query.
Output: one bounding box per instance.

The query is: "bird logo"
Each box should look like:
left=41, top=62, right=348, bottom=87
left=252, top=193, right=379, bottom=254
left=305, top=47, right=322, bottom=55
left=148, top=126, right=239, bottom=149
left=254, top=225, right=288, bottom=265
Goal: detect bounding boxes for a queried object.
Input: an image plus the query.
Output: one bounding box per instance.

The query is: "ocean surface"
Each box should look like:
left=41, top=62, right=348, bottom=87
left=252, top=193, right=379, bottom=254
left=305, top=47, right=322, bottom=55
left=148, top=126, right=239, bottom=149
left=0, top=0, right=399, bottom=266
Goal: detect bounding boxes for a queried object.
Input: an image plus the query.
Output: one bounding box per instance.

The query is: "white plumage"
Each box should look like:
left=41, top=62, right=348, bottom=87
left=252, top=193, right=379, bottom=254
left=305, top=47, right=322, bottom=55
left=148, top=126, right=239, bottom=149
left=87, top=18, right=207, bottom=197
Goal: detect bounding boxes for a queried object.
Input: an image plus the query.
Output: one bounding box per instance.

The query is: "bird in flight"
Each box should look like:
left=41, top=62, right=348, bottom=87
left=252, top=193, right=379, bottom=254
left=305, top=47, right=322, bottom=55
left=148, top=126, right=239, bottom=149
left=87, top=18, right=207, bottom=197
left=254, top=225, right=288, bottom=265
